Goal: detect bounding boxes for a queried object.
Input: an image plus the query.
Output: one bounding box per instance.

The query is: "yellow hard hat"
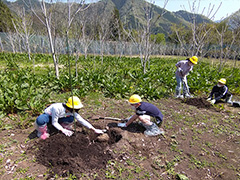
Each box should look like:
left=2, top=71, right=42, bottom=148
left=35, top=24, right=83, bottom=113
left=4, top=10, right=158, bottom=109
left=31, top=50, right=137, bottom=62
left=129, top=94, right=142, bottom=104
left=218, top=78, right=226, bottom=84
left=66, top=96, right=83, bottom=109
left=189, top=56, right=198, bottom=64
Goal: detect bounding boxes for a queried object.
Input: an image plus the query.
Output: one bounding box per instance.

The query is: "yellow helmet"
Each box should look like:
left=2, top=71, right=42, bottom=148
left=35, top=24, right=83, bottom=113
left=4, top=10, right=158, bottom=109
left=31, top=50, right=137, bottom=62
left=218, top=78, right=226, bottom=85
left=189, top=56, right=198, bottom=64
left=129, top=94, right=142, bottom=104
left=66, top=96, right=83, bottom=109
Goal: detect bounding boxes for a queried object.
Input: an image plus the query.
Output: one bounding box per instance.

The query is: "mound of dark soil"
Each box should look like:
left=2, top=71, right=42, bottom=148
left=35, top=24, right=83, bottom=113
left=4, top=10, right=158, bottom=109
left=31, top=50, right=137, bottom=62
left=34, top=129, right=121, bottom=178
left=183, top=97, right=212, bottom=108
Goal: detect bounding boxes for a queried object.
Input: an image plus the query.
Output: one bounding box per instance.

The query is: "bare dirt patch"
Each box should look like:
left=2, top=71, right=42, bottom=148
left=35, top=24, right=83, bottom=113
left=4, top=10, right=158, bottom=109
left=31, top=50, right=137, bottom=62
left=32, top=130, right=120, bottom=178
left=182, top=97, right=212, bottom=109
left=0, top=97, right=239, bottom=180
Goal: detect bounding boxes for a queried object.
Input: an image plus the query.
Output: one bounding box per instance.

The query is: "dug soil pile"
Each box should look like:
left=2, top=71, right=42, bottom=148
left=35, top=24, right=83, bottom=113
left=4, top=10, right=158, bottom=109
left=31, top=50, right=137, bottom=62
left=183, top=97, right=212, bottom=109
left=33, top=129, right=122, bottom=178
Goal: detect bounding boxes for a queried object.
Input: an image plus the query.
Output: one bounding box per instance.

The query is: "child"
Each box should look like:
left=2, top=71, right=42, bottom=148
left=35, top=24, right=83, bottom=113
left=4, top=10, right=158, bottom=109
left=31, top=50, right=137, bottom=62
left=175, top=56, right=198, bottom=98
left=35, top=96, right=104, bottom=140
left=118, top=94, right=164, bottom=136
left=207, top=78, right=232, bottom=104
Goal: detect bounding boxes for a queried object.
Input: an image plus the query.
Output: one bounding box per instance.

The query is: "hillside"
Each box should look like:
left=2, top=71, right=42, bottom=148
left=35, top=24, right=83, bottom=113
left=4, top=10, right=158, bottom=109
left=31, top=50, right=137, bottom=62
left=93, top=0, right=213, bottom=35
left=224, top=9, right=240, bottom=29
left=3, top=0, right=213, bottom=35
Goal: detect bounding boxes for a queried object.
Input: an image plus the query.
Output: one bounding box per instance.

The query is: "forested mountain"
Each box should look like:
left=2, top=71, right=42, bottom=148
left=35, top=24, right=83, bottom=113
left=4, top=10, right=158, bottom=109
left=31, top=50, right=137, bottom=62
left=224, top=9, right=240, bottom=29
left=2, top=0, right=213, bottom=35
left=0, top=0, right=14, bottom=32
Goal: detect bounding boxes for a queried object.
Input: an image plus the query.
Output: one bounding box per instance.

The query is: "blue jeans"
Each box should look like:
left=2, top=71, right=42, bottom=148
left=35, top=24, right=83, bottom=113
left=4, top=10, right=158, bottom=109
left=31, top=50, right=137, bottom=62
left=175, top=75, right=188, bottom=94
left=36, top=113, right=74, bottom=126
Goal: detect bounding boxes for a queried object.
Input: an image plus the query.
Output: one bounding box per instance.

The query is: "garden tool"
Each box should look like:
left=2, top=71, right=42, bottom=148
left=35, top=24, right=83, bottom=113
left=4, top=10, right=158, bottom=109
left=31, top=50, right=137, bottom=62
left=91, top=115, right=128, bottom=122
left=182, top=78, right=192, bottom=98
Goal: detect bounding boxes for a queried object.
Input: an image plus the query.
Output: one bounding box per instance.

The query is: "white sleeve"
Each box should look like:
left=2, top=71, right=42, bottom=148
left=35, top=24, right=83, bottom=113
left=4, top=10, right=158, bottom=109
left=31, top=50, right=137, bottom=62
left=74, top=112, right=94, bottom=129
left=51, top=108, right=64, bottom=131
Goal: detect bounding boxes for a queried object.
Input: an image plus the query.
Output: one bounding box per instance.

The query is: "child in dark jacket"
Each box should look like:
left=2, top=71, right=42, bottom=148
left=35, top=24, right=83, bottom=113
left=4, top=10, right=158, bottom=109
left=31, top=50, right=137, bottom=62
left=207, top=78, right=232, bottom=105
left=118, top=94, right=164, bottom=136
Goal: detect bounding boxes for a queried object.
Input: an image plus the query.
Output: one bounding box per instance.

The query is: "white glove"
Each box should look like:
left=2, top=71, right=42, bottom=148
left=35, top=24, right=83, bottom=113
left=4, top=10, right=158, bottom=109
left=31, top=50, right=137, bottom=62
left=178, top=67, right=183, bottom=72
left=207, top=98, right=211, bottom=101
left=94, top=129, right=104, bottom=134
left=210, top=99, right=216, bottom=104
left=118, top=123, right=127, bottom=128
left=61, top=129, right=74, bottom=137
left=178, top=68, right=184, bottom=76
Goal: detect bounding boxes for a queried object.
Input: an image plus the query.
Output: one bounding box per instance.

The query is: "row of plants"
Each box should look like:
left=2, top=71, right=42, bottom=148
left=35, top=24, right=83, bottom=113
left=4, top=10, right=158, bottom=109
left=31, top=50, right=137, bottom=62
left=0, top=52, right=239, bottom=117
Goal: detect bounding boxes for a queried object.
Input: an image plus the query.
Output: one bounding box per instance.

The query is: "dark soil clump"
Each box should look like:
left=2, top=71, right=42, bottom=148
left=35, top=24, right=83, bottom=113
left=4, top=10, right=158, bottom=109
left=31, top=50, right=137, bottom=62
left=34, top=129, right=121, bottom=178
left=183, top=97, right=212, bottom=109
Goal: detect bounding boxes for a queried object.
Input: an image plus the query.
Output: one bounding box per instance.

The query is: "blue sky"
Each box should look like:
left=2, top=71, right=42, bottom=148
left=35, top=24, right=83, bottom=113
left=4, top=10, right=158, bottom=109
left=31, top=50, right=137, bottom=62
left=147, top=0, right=240, bottom=20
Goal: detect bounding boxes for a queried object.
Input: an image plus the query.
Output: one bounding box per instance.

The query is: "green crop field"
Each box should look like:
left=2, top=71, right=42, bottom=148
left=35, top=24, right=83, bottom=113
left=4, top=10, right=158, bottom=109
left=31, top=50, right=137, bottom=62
left=0, top=52, right=239, bottom=117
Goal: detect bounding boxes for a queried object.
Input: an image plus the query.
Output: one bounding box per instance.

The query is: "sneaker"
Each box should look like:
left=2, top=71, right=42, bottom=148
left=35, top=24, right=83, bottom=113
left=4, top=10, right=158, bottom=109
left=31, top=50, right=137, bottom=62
left=175, top=95, right=184, bottom=99
left=227, top=101, right=233, bottom=105
left=144, top=123, right=164, bottom=136
left=184, top=94, right=193, bottom=98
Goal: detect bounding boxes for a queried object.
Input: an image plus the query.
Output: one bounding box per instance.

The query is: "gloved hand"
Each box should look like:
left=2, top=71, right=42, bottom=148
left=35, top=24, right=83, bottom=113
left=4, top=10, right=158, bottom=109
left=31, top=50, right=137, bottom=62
left=179, top=69, right=184, bottom=76
left=118, top=123, right=127, bottom=128
left=206, top=98, right=212, bottom=101
left=178, top=67, right=183, bottom=72
left=94, top=129, right=104, bottom=134
left=210, top=99, right=216, bottom=105
left=61, top=128, right=74, bottom=137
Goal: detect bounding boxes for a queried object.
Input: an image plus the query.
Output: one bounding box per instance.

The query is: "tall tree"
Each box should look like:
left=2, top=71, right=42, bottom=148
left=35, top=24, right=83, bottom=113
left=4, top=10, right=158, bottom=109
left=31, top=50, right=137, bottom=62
left=23, top=0, right=60, bottom=78
left=214, top=21, right=240, bottom=71
left=179, top=0, right=221, bottom=56
left=128, top=0, right=168, bottom=74
left=11, top=6, right=33, bottom=61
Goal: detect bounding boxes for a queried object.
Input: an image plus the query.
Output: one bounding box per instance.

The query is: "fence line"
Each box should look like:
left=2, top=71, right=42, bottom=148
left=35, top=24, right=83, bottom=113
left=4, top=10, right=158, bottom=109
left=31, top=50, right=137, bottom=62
left=0, top=32, right=239, bottom=60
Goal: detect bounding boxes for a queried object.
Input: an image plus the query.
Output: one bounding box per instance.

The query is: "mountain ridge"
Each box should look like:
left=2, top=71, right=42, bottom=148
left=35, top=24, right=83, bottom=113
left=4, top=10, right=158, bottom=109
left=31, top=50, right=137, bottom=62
left=3, top=0, right=239, bottom=35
